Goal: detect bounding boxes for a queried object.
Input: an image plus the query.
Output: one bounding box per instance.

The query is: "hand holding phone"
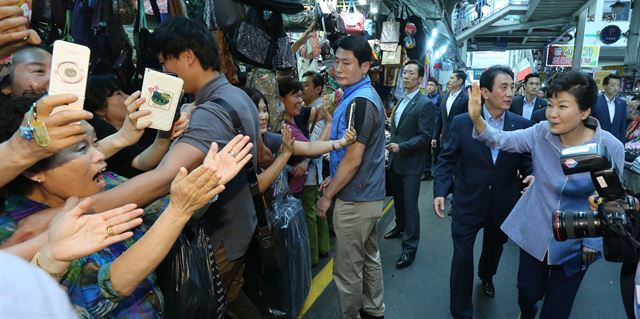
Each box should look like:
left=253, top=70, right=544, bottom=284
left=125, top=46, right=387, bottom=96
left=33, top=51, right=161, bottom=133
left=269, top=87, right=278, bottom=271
left=48, top=40, right=91, bottom=113
left=138, top=68, right=184, bottom=131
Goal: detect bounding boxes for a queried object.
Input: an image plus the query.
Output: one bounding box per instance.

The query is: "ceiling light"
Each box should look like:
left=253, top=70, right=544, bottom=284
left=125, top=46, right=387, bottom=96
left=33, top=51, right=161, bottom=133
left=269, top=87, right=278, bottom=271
left=432, top=29, right=438, bottom=38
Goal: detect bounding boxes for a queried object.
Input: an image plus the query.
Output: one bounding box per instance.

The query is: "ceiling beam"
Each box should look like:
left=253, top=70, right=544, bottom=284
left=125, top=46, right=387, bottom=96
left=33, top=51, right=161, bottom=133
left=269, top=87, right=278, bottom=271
left=523, top=0, right=541, bottom=23
left=480, top=17, right=573, bottom=34
left=455, top=4, right=529, bottom=43
left=572, top=0, right=595, bottom=16
left=476, top=32, right=560, bottom=38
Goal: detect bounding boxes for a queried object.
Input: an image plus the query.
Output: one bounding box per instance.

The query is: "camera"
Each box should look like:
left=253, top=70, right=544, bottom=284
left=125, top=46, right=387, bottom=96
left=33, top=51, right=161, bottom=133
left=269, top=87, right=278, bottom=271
left=552, top=143, right=640, bottom=263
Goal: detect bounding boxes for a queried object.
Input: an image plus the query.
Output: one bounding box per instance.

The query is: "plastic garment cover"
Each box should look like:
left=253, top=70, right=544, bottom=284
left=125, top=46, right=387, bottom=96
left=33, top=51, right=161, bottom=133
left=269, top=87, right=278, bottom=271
left=262, top=170, right=312, bottom=318
left=157, top=222, right=225, bottom=319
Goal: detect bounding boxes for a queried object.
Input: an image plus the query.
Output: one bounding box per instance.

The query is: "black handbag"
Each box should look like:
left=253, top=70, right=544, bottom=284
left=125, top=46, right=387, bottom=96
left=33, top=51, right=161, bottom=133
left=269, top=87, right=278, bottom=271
left=237, top=0, right=303, bottom=14
left=212, top=98, right=281, bottom=274
left=231, top=8, right=295, bottom=71
left=131, top=0, right=163, bottom=90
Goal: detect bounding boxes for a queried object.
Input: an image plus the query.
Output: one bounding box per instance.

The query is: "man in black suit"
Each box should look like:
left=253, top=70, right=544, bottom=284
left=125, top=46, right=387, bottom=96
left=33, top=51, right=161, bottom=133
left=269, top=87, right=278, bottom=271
left=530, top=107, right=547, bottom=123
left=384, top=60, right=434, bottom=268
left=433, top=66, right=533, bottom=319
left=432, top=70, right=469, bottom=151
left=591, top=73, right=628, bottom=144
left=509, top=73, right=547, bottom=121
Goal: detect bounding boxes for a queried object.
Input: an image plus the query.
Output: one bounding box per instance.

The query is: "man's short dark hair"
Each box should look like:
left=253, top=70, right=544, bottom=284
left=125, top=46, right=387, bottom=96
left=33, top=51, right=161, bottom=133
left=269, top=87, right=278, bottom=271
left=452, top=69, right=467, bottom=83
left=603, top=73, right=621, bottom=86
left=547, top=70, right=598, bottom=112
left=150, top=17, right=220, bottom=71
left=302, top=71, right=325, bottom=89
left=427, top=77, right=439, bottom=85
left=278, top=78, right=303, bottom=97
left=404, top=60, right=424, bottom=78
left=335, top=36, right=372, bottom=65
left=480, top=65, right=514, bottom=92
left=524, top=73, right=541, bottom=84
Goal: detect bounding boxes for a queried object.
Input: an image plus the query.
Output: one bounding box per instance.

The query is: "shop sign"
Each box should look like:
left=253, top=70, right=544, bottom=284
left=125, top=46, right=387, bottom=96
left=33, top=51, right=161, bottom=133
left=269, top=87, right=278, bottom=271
left=600, top=25, right=622, bottom=45
left=546, top=45, right=600, bottom=68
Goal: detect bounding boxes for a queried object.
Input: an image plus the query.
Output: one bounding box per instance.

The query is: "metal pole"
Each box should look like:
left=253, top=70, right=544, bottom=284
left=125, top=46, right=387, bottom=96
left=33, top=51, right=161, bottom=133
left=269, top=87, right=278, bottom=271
left=624, top=0, right=640, bottom=71
left=572, top=9, right=587, bottom=70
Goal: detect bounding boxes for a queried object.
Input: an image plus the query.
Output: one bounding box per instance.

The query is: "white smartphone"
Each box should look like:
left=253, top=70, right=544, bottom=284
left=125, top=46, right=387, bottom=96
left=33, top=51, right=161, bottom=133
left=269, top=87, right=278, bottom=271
left=48, top=40, right=91, bottom=112
left=348, top=103, right=355, bottom=130
left=139, top=68, right=184, bottom=131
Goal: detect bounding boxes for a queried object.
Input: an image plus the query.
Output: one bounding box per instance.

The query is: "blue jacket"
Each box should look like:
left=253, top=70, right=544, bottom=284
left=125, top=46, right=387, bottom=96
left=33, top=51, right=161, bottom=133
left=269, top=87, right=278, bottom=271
left=475, top=119, right=624, bottom=276
left=434, top=111, right=532, bottom=225
left=591, top=93, right=628, bottom=144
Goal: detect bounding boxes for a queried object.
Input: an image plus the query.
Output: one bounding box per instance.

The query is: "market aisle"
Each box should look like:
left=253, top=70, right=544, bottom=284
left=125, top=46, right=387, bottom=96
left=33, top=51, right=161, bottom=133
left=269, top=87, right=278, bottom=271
left=302, top=181, right=627, bottom=319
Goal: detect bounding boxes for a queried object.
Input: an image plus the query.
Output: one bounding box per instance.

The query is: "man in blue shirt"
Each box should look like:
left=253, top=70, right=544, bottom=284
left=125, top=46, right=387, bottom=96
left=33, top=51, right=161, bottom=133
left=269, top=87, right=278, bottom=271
left=317, top=36, right=386, bottom=319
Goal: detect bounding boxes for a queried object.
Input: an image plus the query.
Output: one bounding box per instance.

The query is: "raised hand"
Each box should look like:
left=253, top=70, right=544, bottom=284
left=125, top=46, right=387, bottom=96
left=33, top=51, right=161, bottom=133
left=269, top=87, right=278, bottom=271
left=115, top=91, right=151, bottom=146
left=0, top=0, right=42, bottom=57
left=29, top=94, right=94, bottom=158
left=45, top=197, right=144, bottom=262
left=203, top=135, right=254, bottom=186
left=468, top=81, right=482, bottom=122
left=280, top=125, right=294, bottom=156
left=339, top=127, right=357, bottom=147
left=169, top=166, right=224, bottom=215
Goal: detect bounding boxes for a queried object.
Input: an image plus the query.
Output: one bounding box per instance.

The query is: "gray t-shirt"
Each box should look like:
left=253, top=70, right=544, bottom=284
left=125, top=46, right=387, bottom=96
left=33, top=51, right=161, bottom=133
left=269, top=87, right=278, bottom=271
left=178, top=75, right=259, bottom=260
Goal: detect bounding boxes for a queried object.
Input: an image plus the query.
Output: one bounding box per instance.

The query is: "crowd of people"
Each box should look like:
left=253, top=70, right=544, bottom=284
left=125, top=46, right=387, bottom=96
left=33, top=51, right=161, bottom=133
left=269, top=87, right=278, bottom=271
left=1, top=1, right=640, bottom=319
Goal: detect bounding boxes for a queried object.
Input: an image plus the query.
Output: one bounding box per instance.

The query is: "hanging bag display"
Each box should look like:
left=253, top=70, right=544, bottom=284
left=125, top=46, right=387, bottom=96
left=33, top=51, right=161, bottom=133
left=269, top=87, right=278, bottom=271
left=340, top=0, right=364, bottom=34
left=381, top=45, right=403, bottom=66
left=380, top=11, right=399, bottom=51
left=212, top=0, right=245, bottom=32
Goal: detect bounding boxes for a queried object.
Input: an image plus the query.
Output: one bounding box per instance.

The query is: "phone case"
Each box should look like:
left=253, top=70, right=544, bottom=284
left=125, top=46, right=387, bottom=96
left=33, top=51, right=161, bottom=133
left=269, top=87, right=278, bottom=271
left=17, top=0, right=32, bottom=24
left=139, top=68, right=184, bottom=131
left=48, top=40, right=91, bottom=113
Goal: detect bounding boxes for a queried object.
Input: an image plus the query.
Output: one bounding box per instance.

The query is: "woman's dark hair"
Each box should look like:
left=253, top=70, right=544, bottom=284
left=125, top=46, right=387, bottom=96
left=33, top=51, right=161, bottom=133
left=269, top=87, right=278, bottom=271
left=85, top=73, right=121, bottom=114
left=547, top=70, right=598, bottom=112
left=241, top=87, right=268, bottom=111
left=335, top=35, right=372, bottom=65
left=150, top=17, right=220, bottom=72
left=0, top=95, right=53, bottom=195
left=278, top=78, right=303, bottom=97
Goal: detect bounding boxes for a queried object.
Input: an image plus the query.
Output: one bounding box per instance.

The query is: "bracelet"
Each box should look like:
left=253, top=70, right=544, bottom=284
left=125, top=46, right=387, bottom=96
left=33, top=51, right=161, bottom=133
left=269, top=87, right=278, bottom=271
left=32, top=251, right=68, bottom=279
left=331, top=142, right=337, bottom=151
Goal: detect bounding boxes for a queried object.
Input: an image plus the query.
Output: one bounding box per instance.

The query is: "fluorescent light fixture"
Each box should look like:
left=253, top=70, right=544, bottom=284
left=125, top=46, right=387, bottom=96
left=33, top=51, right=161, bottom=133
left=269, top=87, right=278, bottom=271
left=439, top=46, right=447, bottom=55
left=370, top=7, right=378, bottom=14
left=359, top=0, right=367, bottom=5
left=427, top=38, right=435, bottom=48
left=431, top=28, right=438, bottom=38
left=435, top=51, right=441, bottom=59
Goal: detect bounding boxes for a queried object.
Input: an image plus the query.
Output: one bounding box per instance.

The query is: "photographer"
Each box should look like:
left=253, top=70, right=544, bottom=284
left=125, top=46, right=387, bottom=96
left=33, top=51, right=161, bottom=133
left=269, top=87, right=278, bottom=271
left=588, top=195, right=640, bottom=319
left=468, top=70, right=624, bottom=318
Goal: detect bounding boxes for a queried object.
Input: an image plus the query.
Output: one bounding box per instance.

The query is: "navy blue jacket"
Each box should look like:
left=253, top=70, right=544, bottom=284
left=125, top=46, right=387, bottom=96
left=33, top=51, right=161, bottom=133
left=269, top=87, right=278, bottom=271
left=591, top=93, right=628, bottom=144
left=434, top=111, right=532, bottom=224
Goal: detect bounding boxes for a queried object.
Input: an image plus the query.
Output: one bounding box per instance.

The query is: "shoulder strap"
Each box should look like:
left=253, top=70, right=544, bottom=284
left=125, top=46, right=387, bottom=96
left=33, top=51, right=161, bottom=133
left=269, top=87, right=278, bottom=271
left=211, top=98, right=270, bottom=229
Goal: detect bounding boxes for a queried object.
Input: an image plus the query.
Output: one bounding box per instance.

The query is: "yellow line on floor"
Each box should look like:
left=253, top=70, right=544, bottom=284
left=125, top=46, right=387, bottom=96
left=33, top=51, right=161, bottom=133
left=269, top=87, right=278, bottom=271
left=298, top=199, right=395, bottom=318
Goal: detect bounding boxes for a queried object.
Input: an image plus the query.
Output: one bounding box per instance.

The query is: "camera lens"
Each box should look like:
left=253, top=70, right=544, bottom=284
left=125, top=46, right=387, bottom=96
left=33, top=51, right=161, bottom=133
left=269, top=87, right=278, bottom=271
left=553, top=209, right=603, bottom=241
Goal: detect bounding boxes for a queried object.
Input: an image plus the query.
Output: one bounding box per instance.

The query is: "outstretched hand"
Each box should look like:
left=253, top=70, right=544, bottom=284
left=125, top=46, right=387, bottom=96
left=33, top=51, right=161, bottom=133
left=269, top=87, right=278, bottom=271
left=203, top=135, right=254, bottom=186
left=468, top=81, right=482, bottom=121
left=45, top=197, right=144, bottom=262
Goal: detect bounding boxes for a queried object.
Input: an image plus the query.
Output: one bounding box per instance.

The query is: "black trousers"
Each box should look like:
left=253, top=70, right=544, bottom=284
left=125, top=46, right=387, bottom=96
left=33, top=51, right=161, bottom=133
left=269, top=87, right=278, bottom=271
left=517, top=249, right=586, bottom=319
left=449, top=213, right=508, bottom=318
left=388, top=169, right=421, bottom=254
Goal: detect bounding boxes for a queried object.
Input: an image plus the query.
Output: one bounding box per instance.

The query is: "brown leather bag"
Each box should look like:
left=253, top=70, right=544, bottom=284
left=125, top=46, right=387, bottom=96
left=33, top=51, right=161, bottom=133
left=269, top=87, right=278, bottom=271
left=168, top=0, right=189, bottom=17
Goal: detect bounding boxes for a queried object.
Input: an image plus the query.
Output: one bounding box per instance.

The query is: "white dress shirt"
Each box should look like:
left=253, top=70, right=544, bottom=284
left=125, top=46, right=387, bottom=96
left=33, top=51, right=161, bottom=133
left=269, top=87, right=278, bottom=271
left=394, top=88, right=420, bottom=127
left=522, top=96, right=536, bottom=120
left=446, top=88, right=462, bottom=116
left=605, top=95, right=616, bottom=123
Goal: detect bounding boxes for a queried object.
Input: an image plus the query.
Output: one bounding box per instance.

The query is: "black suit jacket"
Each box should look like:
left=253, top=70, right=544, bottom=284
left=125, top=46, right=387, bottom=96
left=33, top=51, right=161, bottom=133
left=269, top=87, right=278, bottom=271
left=433, top=89, right=469, bottom=145
left=433, top=111, right=533, bottom=224
left=388, top=93, right=434, bottom=176
left=591, top=93, right=628, bottom=144
left=530, top=107, right=547, bottom=124
left=509, top=95, right=547, bottom=120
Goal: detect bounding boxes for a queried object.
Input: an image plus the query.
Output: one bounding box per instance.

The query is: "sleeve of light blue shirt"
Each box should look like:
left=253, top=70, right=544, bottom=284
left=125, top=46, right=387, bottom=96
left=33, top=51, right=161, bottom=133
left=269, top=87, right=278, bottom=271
left=472, top=122, right=540, bottom=154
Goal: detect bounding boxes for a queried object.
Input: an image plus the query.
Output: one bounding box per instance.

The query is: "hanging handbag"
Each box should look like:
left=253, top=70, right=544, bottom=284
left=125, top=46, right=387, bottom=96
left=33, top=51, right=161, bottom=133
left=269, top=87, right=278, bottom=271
left=132, top=0, right=162, bottom=90
left=214, top=30, right=239, bottom=84
left=114, top=0, right=136, bottom=24
left=380, top=11, right=399, bottom=51
left=381, top=45, right=403, bottom=66
left=283, top=11, right=316, bottom=31
left=340, top=0, right=364, bottom=34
